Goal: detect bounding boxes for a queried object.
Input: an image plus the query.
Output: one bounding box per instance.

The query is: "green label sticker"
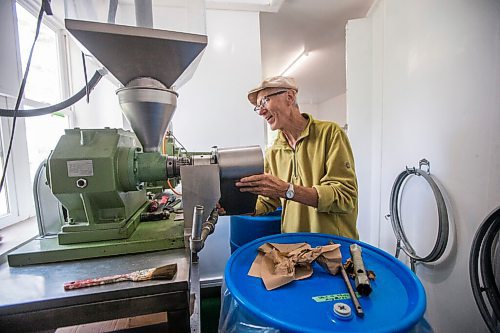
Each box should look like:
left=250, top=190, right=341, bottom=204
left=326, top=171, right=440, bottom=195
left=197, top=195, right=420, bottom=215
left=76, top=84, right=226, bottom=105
left=312, top=292, right=362, bottom=302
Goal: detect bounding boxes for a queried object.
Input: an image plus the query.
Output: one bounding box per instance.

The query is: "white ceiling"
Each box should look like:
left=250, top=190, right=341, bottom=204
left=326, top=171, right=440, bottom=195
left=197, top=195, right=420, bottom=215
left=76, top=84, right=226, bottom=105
left=260, top=0, right=374, bottom=104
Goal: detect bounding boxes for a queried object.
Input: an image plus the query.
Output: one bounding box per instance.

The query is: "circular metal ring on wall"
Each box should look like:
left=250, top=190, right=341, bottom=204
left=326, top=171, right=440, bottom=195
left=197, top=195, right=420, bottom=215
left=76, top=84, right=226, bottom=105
left=389, top=165, right=449, bottom=264
left=469, top=207, right=500, bottom=332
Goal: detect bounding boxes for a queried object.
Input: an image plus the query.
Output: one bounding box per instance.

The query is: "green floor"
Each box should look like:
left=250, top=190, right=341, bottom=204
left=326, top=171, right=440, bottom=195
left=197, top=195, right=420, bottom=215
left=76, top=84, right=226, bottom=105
left=200, top=286, right=222, bottom=333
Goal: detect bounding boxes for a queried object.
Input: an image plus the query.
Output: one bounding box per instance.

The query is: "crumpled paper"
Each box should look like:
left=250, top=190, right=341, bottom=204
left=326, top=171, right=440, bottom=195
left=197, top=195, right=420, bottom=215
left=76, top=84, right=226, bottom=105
left=248, top=242, right=342, bottom=290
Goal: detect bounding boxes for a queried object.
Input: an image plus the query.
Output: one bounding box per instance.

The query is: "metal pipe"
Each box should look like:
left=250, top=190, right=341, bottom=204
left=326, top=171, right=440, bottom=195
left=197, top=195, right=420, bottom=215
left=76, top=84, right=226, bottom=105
left=192, top=206, right=203, bottom=241
left=350, top=244, right=372, bottom=296
left=340, top=266, right=364, bottom=317
left=190, top=207, right=218, bottom=254
left=136, top=152, right=167, bottom=182
left=200, top=208, right=219, bottom=242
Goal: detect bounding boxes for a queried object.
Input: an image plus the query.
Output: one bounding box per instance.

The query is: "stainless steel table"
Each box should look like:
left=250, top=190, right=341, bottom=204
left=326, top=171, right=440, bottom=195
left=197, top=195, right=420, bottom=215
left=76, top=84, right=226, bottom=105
left=0, top=249, right=192, bottom=332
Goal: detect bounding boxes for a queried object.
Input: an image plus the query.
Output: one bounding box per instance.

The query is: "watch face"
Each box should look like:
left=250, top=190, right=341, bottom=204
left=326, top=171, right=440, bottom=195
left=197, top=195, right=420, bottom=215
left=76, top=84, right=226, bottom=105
left=286, top=189, right=294, bottom=199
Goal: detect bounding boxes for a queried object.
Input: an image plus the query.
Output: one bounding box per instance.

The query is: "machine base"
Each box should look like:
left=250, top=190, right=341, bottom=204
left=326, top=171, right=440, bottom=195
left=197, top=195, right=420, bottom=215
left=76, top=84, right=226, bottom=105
left=7, top=216, right=184, bottom=266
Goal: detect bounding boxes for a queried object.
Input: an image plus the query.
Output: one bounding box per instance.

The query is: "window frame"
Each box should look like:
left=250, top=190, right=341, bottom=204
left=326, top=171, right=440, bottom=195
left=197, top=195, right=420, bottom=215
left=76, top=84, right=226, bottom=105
left=0, top=0, right=71, bottom=229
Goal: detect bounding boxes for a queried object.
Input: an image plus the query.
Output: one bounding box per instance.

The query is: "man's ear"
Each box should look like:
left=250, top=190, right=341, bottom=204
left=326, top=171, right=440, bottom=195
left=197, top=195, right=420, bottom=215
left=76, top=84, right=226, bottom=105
left=286, top=90, right=296, bottom=106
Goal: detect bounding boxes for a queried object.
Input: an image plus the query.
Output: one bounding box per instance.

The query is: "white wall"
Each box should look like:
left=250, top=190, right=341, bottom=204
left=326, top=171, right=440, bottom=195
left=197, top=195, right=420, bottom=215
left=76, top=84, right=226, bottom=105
left=347, top=0, right=500, bottom=331
left=298, top=102, right=318, bottom=118
left=318, top=93, right=346, bottom=125
left=299, top=94, right=347, bottom=125
left=346, top=17, right=375, bottom=244
left=173, top=10, right=264, bottom=151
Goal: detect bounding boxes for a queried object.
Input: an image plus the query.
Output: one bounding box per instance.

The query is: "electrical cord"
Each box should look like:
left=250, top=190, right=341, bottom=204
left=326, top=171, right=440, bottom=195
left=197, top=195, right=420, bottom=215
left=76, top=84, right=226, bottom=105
left=82, top=52, right=90, bottom=103
left=469, top=207, right=500, bottom=333
left=0, top=69, right=104, bottom=117
left=0, top=2, right=49, bottom=193
left=166, top=131, right=188, bottom=155
left=388, top=159, right=449, bottom=272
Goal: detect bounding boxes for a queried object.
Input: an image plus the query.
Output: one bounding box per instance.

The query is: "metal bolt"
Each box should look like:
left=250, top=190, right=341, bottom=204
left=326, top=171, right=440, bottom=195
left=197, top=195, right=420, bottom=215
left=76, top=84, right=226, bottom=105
left=76, top=178, right=87, bottom=188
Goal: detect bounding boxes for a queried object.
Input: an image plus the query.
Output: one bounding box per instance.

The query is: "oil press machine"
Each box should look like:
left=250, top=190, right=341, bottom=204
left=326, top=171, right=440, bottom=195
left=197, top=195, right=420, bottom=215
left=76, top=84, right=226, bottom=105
left=7, top=12, right=262, bottom=266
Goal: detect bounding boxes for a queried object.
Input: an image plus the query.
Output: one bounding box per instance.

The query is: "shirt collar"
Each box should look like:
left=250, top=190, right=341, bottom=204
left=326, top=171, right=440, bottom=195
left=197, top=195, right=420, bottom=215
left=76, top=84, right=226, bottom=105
left=275, top=113, right=313, bottom=147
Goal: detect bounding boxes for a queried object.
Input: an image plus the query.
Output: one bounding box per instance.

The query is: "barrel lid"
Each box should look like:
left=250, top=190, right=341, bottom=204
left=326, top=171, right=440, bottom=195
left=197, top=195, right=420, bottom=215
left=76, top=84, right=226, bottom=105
left=225, top=233, right=426, bottom=333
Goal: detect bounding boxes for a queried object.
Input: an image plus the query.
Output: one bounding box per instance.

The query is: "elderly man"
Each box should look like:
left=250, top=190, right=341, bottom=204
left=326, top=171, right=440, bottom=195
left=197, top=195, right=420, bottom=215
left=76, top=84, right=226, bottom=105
left=236, top=76, right=359, bottom=239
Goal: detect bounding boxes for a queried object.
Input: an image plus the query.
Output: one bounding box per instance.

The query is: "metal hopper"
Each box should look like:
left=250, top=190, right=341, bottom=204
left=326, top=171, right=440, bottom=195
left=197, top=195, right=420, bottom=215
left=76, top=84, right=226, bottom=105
left=65, top=19, right=208, bottom=151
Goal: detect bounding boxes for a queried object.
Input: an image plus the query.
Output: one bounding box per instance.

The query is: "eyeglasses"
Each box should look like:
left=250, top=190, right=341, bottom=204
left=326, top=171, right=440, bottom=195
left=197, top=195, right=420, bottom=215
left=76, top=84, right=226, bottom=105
left=253, top=90, right=288, bottom=112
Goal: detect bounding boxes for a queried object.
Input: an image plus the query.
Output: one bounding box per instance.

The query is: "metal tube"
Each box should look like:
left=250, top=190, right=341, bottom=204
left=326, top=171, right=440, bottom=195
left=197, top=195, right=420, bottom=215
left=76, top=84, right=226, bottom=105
left=136, top=152, right=167, bottom=182
left=350, top=244, right=372, bottom=296
left=340, top=266, right=364, bottom=317
left=217, top=146, right=263, bottom=215
left=200, top=209, right=218, bottom=242
left=191, top=206, right=203, bottom=241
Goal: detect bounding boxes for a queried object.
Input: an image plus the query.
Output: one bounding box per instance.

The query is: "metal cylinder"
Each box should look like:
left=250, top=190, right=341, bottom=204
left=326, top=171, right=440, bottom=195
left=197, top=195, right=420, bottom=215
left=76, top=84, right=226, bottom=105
left=200, top=208, right=219, bottom=242
left=350, top=243, right=372, bottom=296
left=217, top=146, right=263, bottom=215
left=192, top=154, right=215, bottom=166
left=135, top=151, right=167, bottom=182
left=166, top=156, right=191, bottom=178
left=192, top=205, right=204, bottom=241
left=190, top=205, right=205, bottom=254
left=117, top=78, right=178, bottom=153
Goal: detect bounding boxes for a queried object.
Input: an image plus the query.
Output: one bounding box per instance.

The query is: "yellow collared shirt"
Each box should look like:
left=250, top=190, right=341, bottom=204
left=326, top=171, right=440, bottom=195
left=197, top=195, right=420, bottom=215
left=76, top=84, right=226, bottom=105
left=255, top=114, right=359, bottom=239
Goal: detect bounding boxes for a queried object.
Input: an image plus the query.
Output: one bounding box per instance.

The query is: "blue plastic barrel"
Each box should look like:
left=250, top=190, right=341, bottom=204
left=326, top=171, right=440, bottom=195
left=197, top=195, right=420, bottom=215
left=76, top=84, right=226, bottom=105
left=221, top=233, right=427, bottom=333
left=229, top=209, right=281, bottom=253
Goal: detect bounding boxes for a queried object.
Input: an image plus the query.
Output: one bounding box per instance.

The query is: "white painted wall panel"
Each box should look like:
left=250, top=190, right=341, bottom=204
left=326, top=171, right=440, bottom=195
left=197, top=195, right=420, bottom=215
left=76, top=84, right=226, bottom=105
left=173, top=10, right=264, bottom=151
left=298, top=102, right=319, bottom=118
left=346, top=18, right=374, bottom=244
left=347, top=0, right=500, bottom=331
left=318, top=93, right=346, bottom=125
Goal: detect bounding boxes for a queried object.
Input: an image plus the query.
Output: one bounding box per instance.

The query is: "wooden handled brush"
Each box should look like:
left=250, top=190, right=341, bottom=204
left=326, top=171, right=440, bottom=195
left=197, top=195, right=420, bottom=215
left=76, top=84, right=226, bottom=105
left=64, top=263, right=177, bottom=291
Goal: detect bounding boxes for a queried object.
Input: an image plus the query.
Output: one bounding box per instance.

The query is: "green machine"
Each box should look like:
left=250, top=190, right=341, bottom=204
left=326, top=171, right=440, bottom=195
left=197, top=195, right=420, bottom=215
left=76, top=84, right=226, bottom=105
left=8, top=19, right=263, bottom=266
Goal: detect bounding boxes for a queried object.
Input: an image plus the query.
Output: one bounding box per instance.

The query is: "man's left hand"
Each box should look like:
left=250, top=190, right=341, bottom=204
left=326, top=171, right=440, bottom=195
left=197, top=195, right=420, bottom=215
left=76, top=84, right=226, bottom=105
left=235, top=174, right=288, bottom=199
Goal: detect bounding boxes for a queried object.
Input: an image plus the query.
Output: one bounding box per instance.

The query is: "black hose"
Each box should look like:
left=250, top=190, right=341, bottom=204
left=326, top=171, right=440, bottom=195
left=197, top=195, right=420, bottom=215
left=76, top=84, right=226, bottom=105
left=389, top=165, right=449, bottom=267
left=469, top=207, right=500, bottom=332
left=0, top=70, right=104, bottom=117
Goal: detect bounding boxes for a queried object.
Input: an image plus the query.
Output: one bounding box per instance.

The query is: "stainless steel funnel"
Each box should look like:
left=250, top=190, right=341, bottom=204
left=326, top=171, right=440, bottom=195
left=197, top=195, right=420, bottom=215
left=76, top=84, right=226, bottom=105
left=65, top=19, right=208, bottom=151
left=117, top=78, right=177, bottom=152
left=65, top=19, right=208, bottom=88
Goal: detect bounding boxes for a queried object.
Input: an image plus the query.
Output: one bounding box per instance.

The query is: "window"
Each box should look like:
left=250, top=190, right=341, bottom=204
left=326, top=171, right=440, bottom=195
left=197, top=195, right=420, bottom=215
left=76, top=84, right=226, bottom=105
left=0, top=2, right=69, bottom=229
left=16, top=3, right=68, bottom=181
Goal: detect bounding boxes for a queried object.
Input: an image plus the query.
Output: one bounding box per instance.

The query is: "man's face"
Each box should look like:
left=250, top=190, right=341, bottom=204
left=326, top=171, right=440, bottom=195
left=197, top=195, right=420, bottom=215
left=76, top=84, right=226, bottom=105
left=255, top=89, right=290, bottom=131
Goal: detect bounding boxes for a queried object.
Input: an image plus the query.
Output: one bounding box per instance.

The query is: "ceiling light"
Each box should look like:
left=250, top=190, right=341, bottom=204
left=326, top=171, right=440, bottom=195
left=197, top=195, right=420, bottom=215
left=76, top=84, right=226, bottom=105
left=281, top=50, right=309, bottom=76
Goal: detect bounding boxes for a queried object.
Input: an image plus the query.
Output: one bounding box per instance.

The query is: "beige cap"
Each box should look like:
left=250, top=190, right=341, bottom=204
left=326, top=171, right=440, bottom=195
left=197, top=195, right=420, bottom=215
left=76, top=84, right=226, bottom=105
left=247, top=76, right=298, bottom=106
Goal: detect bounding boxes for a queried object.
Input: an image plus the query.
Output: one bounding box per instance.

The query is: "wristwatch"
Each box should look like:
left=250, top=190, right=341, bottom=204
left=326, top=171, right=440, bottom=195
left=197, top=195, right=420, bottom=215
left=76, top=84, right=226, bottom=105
left=285, top=183, right=295, bottom=199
